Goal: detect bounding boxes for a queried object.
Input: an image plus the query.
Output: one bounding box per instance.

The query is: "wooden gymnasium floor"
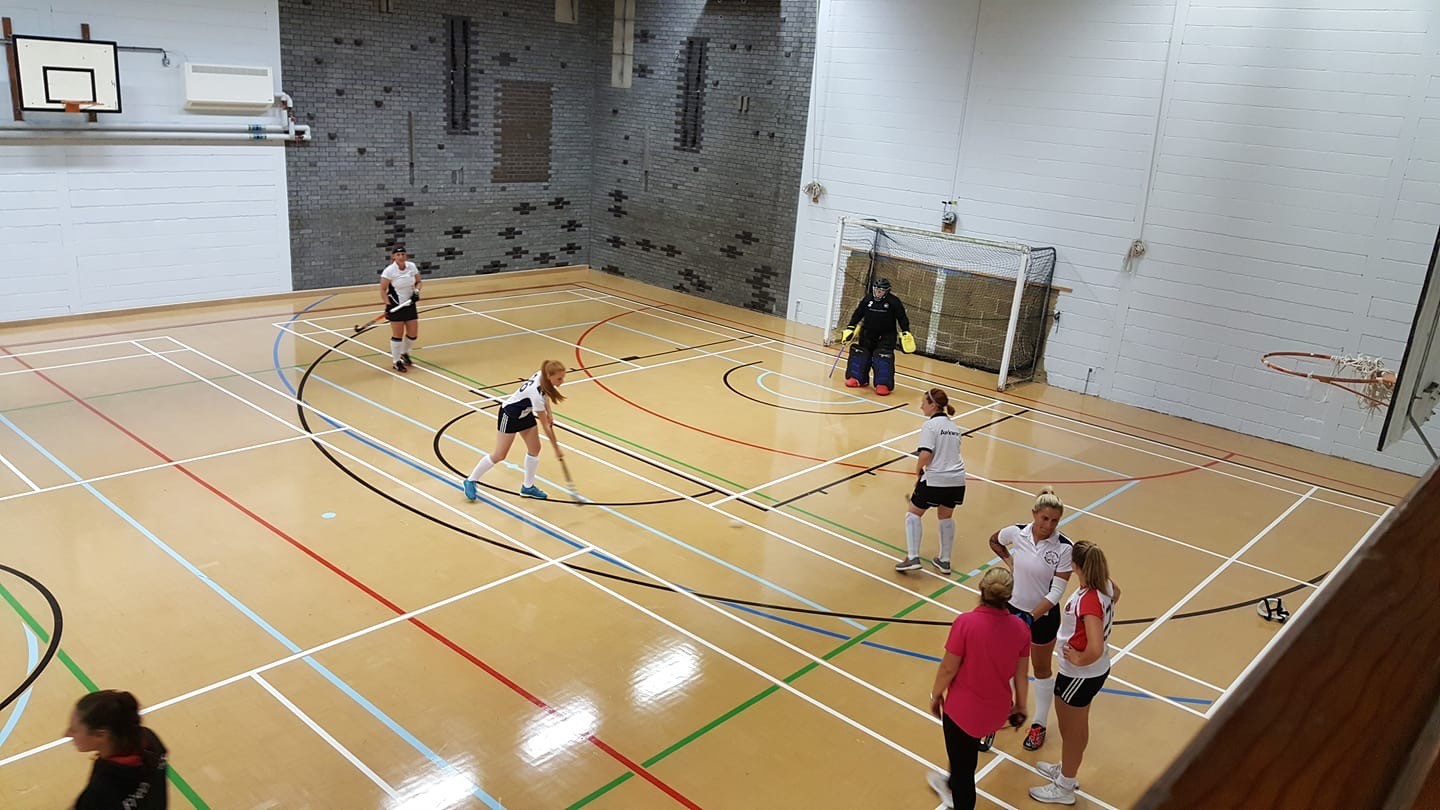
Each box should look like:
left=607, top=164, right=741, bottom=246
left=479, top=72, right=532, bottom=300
left=0, top=268, right=1417, bottom=809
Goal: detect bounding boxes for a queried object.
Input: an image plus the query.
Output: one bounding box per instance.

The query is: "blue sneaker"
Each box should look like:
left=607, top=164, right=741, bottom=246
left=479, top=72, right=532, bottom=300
left=519, top=484, right=548, bottom=500
left=462, top=479, right=477, bottom=502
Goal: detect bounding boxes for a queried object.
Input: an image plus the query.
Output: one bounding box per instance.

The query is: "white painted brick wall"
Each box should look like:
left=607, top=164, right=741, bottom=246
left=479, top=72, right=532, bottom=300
left=789, top=0, right=1440, bottom=474
left=0, top=0, right=291, bottom=320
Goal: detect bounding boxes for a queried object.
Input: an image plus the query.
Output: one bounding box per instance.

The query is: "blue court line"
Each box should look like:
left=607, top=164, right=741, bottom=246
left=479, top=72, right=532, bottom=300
left=297, top=355, right=1209, bottom=707
left=272, top=294, right=335, bottom=388
left=0, top=623, right=40, bottom=749
left=0, top=412, right=500, bottom=808
left=271, top=310, right=638, bottom=573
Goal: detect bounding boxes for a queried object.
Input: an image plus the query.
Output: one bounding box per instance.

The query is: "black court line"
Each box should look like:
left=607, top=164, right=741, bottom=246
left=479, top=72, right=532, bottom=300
left=299, top=329, right=1317, bottom=630
left=432, top=408, right=716, bottom=507
left=0, top=563, right=63, bottom=713
left=722, top=361, right=909, bottom=416
left=773, top=410, right=1030, bottom=507
left=457, top=336, right=749, bottom=396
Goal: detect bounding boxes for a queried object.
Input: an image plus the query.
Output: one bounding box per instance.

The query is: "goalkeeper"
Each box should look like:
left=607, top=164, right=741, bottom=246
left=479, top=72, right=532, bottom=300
left=841, top=277, right=916, bottom=396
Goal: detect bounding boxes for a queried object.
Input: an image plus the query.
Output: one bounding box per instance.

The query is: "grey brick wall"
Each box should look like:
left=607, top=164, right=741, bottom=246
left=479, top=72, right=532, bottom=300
left=280, top=0, right=595, bottom=287
left=586, top=0, right=816, bottom=314
left=279, top=0, right=815, bottom=311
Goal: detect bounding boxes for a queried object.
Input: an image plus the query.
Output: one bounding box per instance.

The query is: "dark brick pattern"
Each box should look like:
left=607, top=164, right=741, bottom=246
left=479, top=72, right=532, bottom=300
left=281, top=0, right=595, bottom=287
left=586, top=0, right=816, bottom=314
left=279, top=0, right=815, bottom=310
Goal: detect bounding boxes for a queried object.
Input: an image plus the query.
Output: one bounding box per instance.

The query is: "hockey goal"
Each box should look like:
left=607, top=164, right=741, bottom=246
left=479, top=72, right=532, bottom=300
left=823, top=218, right=1058, bottom=390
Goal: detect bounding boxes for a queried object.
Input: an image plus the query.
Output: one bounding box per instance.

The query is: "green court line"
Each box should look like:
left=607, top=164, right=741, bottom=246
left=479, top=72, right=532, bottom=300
left=0, top=581, right=208, bottom=808
left=568, top=579, right=965, bottom=808
left=417, top=360, right=911, bottom=556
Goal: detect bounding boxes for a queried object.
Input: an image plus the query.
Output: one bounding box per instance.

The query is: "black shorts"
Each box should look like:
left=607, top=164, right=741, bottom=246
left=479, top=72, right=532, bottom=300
left=1055, top=669, right=1109, bottom=708
left=386, top=301, right=418, bottom=322
left=497, top=402, right=537, bottom=434
left=910, top=481, right=965, bottom=510
left=1007, top=603, right=1061, bottom=645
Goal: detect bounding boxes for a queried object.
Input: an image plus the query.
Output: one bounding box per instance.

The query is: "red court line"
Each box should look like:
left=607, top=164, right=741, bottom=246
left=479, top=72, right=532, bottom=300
left=578, top=281, right=1402, bottom=502
left=2, top=281, right=581, bottom=349
left=574, top=304, right=1228, bottom=488
left=0, top=344, right=702, bottom=809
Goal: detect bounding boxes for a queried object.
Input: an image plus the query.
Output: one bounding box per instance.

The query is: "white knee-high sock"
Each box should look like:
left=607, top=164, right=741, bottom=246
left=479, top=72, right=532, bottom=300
left=401, top=335, right=414, bottom=354
left=938, top=518, right=955, bottom=562
left=905, top=513, right=922, bottom=559
left=390, top=337, right=403, bottom=363
left=1034, top=675, right=1057, bottom=729
left=523, top=454, right=540, bottom=487
left=468, top=454, right=495, bottom=481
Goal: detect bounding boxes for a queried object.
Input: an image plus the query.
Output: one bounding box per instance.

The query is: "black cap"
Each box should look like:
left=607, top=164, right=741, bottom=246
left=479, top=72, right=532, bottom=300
left=390, top=245, right=407, bottom=254
left=872, top=278, right=891, bottom=290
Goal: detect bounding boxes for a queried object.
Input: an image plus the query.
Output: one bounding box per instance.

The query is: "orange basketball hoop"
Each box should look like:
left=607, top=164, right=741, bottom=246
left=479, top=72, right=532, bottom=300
left=1261, top=351, right=1397, bottom=411
left=60, top=100, right=101, bottom=113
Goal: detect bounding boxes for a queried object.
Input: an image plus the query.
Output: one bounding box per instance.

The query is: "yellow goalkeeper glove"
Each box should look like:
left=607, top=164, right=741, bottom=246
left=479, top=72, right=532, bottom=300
left=840, top=325, right=858, bottom=343
left=900, top=331, right=916, bottom=353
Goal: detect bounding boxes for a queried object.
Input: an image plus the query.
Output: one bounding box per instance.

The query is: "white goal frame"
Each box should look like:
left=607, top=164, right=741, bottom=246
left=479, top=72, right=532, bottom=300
left=824, top=216, right=1035, bottom=391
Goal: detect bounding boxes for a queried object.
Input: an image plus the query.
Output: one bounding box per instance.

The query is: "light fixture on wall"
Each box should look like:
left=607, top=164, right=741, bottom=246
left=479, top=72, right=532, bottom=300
left=802, top=180, right=823, bottom=203
left=940, top=199, right=957, bottom=233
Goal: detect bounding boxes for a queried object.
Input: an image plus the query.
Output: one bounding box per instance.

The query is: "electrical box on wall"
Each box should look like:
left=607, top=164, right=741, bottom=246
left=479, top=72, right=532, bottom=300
left=183, top=63, right=274, bottom=114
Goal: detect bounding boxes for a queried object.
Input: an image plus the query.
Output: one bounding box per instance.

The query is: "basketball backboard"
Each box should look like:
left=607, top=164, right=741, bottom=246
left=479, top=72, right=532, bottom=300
left=1378, top=224, right=1440, bottom=455
left=13, top=34, right=121, bottom=113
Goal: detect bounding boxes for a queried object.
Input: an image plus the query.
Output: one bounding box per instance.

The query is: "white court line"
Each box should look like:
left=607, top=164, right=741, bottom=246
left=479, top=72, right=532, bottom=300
left=0, top=428, right=347, bottom=504
left=1204, top=502, right=1394, bottom=717
left=711, top=423, right=939, bottom=506
left=576, top=289, right=1393, bottom=516
left=0, top=338, right=175, bottom=360
left=299, top=301, right=1226, bottom=707
left=606, top=319, right=873, bottom=407
left=279, top=319, right=773, bottom=397
left=292, top=287, right=594, bottom=326
left=252, top=673, right=399, bottom=799
left=274, top=319, right=1220, bottom=712
left=1112, top=487, right=1319, bottom=672
left=0, top=451, right=38, bottom=492
left=284, top=292, right=608, bottom=336
left=0, top=347, right=191, bottom=378
left=447, top=301, right=641, bottom=367
left=149, top=338, right=1062, bottom=810
left=0, top=550, right=592, bottom=770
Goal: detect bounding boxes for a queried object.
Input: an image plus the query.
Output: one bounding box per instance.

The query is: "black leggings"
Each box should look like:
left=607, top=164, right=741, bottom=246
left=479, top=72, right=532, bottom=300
left=942, top=712, right=982, bottom=809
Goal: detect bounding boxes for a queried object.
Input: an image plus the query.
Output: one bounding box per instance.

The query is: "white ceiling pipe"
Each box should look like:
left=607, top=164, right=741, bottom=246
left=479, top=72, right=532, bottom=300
left=0, top=127, right=311, bottom=142
left=0, top=122, right=296, bottom=133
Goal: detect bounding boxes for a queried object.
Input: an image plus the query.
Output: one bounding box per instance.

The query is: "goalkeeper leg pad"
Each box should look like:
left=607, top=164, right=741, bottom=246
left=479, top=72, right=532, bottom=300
left=845, top=345, right=872, bottom=386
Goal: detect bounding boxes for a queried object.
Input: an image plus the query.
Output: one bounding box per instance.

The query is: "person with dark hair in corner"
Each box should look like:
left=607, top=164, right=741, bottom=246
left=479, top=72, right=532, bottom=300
left=841, top=277, right=916, bottom=396
left=68, top=690, right=168, bottom=809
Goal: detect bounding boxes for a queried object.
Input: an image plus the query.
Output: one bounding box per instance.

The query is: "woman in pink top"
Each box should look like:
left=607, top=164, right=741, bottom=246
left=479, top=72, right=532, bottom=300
left=926, top=567, right=1032, bottom=809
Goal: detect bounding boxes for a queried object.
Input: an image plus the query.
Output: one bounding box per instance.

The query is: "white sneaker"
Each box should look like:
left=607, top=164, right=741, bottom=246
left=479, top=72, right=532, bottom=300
left=925, top=771, right=954, bottom=808
left=1036, top=761, right=1063, bottom=782
left=1029, top=779, right=1077, bottom=805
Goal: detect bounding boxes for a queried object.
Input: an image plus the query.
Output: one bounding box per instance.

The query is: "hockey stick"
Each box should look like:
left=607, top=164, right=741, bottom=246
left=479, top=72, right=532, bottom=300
left=353, top=295, right=416, bottom=334
left=557, top=454, right=582, bottom=506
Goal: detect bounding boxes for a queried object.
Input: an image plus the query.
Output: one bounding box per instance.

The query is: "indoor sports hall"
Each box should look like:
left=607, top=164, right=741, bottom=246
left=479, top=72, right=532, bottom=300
left=2, top=2, right=1438, bottom=809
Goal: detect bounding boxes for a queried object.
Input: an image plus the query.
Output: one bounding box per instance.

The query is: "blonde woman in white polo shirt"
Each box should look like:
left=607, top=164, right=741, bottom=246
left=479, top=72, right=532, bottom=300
left=982, top=486, right=1072, bottom=752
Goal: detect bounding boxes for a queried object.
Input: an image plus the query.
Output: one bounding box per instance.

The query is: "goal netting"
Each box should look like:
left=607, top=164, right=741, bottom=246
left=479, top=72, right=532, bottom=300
left=825, top=218, right=1057, bottom=389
